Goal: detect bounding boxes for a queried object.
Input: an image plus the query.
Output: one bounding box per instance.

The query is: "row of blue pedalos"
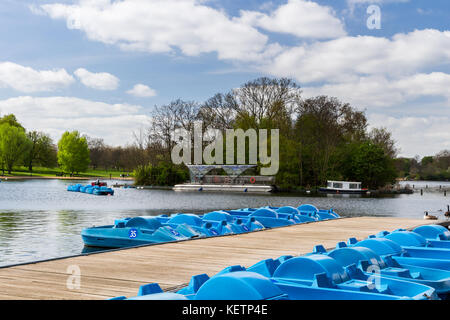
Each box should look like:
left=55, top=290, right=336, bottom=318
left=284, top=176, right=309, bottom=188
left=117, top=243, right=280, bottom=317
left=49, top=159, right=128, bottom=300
left=110, top=224, right=450, bottom=300
left=67, top=183, right=114, bottom=196
left=81, top=204, right=339, bottom=248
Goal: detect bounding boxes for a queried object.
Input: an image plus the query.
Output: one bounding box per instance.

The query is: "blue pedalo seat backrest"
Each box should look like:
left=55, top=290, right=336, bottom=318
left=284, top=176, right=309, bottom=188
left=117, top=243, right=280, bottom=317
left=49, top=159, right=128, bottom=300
left=413, top=225, right=450, bottom=240
left=125, top=217, right=162, bottom=230
left=194, top=271, right=288, bottom=300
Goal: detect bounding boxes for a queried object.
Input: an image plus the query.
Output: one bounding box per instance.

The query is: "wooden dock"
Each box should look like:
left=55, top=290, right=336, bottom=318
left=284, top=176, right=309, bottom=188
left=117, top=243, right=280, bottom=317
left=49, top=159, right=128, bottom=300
left=0, top=217, right=437, bottom=300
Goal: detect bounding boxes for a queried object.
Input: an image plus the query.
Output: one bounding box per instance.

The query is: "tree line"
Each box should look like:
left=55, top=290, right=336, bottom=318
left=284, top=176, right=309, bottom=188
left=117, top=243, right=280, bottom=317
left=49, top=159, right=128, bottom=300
left=0, top=114, right=57, bottom=174
left=0, top=114, right=148, bottom=175
left=133, top=77, right=399, bottom=189
left=0, top=77, right=404, bottom=189
left=395, top=150, right=450, bottom=181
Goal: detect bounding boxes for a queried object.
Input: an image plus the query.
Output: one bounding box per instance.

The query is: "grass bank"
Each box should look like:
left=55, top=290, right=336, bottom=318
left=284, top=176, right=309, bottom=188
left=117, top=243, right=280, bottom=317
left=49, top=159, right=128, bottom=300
left=0, top=166, right=134, bottom=180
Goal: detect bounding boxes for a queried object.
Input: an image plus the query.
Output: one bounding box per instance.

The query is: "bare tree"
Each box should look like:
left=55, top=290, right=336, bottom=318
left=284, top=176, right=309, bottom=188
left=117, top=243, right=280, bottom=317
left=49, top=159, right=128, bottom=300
left=369, top=127, right=398, bottom=158
left=233, top=77, right=302, bottom=126
left=84, top=136, right=107, bottom=170
left=147, top=99, right=201, bottom=160
left=198, top=92, right=237, bottom=130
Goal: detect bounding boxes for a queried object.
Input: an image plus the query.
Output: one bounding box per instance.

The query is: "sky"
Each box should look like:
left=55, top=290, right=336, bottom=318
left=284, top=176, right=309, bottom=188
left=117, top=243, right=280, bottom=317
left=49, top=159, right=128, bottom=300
left=0, top=0, right=449, bottom=158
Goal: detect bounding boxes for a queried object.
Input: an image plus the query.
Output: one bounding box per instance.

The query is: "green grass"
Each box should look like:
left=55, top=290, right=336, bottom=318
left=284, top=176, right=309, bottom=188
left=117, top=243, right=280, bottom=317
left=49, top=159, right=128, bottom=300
left=0, top=166, right=133, bottom=178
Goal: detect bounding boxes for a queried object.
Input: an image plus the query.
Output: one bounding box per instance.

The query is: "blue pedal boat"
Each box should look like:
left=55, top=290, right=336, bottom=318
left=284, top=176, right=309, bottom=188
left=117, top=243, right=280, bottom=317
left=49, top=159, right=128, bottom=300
left=111, top=270, right=407, bottom=300
left=297, top=204, right=340, bottom=220
left=79, top=184, right=91, bottom=193
left=246, top=255, right=437, bottom=300
left=67, top=184, right=83, bottom=192
left=413, top=225, right=450, bottom=241
left=155, top=214, right=212, bottom=238
left=81, top=216, right=190, bottom=248
left=257, top=206, right=316, bottom=223
left=319, top=243, right=450, bottom=296
left=373, top=230, right=450, bottom=257
left=114, top=261, right=428, bottom=300
left=92, top=186, right=114, bottom=196
left=111, top=271, right=290, bottom=300
left=376, top=229, right=450, bottom=249
left=224, top=208, right=297, bottom=228
left=201, top=211, right=265, bottom=233
left=349, top=237, right=450, bottom=271
left=156, top=213, right=234, bottom=237
left=68, top=184, right=114, bottom=195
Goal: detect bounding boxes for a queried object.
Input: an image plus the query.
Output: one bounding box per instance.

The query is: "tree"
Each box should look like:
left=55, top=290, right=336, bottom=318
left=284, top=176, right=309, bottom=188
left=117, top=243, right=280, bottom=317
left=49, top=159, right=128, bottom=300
left=133, top=162, right=189, bottom=186
left=57, top=131, right=90, bottom=175
left=393, top=157, right=412, bottom=177
left=84, top=135, right=107, bottom=170
left=24, top=131, right=57, bottom=172
left=434, top=150, right=450, bottom=171
left=148, top=99, right=201, bottom=161
left=198, top=92, right=237, bottom=131
left=421, top=156, right=433, bottom=167
left=233, top=77, right=301, bottom=128
left=339, top=141, right=397, bottom=189
left=294, top=96, right=368, bottom=186
left=369, top=127, right=398, bottom=158
left=0, top=123, right=31, bottom=174
left=0, top=114, right=25, bottom=131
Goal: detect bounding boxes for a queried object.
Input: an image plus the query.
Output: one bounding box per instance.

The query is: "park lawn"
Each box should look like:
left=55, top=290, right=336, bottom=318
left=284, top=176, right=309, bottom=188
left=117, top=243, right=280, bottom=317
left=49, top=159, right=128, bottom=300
left=0, top=166, right=133, bottom=178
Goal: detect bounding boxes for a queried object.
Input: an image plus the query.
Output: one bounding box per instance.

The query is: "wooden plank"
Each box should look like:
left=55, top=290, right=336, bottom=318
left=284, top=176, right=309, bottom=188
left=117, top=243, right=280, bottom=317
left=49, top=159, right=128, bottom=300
left=0, top=217, right=433, bottom=300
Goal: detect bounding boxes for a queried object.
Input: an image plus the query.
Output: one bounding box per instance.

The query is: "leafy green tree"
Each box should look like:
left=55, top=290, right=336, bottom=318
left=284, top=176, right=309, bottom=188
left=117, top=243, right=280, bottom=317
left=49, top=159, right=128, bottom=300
left=133, top=162, right=189, bottom=186
left=339, top=141, right=397, bottom=189
left=393, top=157, right=412, bottom=178
left=294, top=96, right=367, bottom=186
left=369, top=127, right=398, bottom=158
left=57, top=131, right=90, bottom=175
left=421, top=156, right=433, bottom=167
left=0, top=123, right=31, bottom=174
left=24, top=131, right=57, bottom=172
left=0, top=114, right=25, bottom=131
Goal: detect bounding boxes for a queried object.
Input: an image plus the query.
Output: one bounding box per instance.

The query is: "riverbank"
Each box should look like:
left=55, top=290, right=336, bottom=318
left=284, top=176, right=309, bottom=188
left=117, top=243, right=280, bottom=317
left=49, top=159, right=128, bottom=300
left=0, top=166, right=134, bottom=181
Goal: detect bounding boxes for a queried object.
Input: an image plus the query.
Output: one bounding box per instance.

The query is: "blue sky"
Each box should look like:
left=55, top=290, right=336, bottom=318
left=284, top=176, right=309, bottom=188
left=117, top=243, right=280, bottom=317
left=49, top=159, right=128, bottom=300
left=0, top=0, right=449, bottom=157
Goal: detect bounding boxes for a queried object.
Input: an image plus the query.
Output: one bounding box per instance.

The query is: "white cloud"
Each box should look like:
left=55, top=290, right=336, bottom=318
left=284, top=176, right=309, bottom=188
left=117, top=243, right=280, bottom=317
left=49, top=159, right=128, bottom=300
left=127, top=84, right=157, bottom=97
left=0, top=61, right=74, bottom=93
left=74, top=68, right=119, bottom=90
left=369, top=114, right=450, bottom=157
left=417, top=8, right=432, bottom=15
left=30, top=1, right=450, bottom=156
left=0, top=96, right=148, bottom=146
left=302, top=72, right=450, bottom=108
left=265, top=29, right=450, bottom=84
left=239, top=0, right=346, bottom=39
left=40, top=0, right=274, bottom=62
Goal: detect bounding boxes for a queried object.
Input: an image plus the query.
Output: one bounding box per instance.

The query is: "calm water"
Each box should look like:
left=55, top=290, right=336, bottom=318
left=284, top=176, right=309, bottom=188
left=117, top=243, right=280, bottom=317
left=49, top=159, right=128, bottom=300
left=0, top=179, right=449, bottom=267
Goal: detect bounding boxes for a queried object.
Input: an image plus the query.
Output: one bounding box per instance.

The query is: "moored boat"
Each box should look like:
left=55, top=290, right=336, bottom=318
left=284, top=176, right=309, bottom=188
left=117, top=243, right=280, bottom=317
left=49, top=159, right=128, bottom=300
left=67, top=183, right=114, bottom=195
left=81, top=204, right=340, bottom=248
left=81, top=216, right=190, bottom=248
left=319, top=180, right=368, bottom=194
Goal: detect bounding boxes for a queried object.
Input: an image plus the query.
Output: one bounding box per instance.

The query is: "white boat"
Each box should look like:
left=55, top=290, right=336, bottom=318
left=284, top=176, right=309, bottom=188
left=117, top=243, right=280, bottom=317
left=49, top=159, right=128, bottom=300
left=319, top=180, right=368, bottom=194
left=173, top=184, right=273, bottom=193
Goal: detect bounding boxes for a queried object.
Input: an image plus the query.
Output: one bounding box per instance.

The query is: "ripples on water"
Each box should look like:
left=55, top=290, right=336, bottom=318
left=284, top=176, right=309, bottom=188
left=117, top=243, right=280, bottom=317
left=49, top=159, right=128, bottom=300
left=0, top=179, right=449, bottom=266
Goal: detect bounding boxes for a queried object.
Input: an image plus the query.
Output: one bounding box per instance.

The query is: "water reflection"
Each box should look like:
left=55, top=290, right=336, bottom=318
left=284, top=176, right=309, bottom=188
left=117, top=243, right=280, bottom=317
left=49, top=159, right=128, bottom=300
left=0, top=179, right=449, bottom=266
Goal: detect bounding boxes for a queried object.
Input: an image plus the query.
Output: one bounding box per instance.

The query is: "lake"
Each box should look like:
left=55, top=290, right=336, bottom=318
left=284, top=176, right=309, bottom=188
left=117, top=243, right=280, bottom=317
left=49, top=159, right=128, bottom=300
left=0, top=179, right=449, bottom=267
